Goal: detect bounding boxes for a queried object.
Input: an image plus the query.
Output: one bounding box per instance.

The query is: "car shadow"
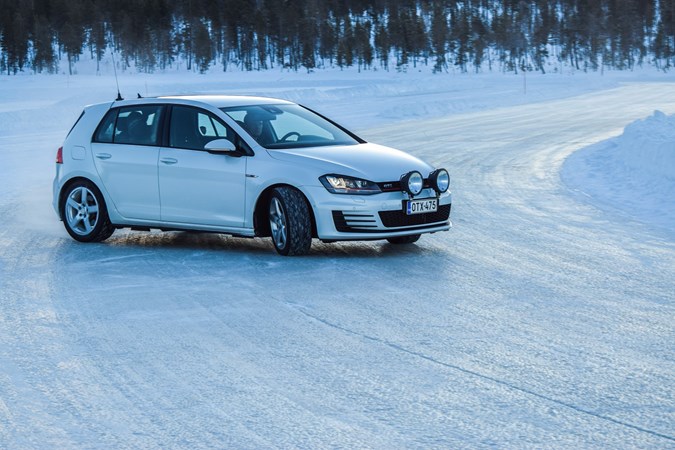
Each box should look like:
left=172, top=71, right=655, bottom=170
left=56, top=229, right=450, bottom=262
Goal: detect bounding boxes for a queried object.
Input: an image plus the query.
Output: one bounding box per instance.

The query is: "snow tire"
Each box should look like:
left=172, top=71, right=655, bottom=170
left=269, top=187, right=312, bottom=256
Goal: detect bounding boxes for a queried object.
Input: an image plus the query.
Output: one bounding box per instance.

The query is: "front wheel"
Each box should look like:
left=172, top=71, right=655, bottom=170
left=268, top=187, right=312, bottom=256
left=386, top=234, right=421, bottom=245
left=61, top=180, right=115, bottom=242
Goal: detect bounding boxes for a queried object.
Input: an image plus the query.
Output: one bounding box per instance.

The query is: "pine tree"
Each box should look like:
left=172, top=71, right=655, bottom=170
left=354, top=19, right=373, bottom=71
left=431, top=2, right=449, bottom=73
left=374, top=21, right=390, bottom=70
left=1, top=8, right=30, bottom=74
left=32, top=15, right=56, bottom=73
left=193, top=19, right=212, bottom=73
left=337, top=16, right=355, bottom=68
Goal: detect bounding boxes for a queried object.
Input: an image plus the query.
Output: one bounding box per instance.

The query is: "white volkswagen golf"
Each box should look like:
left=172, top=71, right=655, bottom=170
left=53, top=95, right=452, bottom=255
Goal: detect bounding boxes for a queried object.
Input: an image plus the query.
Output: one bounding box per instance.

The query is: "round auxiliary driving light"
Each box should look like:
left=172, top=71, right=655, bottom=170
left=401, top=171, right=424, bottom=196
left=430, top=168, right=450, bottom=193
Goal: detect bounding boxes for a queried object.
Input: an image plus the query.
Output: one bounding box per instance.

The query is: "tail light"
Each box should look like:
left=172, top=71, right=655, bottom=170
left=56, top=146, right=63, bottom=164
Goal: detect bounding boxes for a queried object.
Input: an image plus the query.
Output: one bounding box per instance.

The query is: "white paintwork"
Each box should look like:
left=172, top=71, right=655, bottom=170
left=91, top=142, right=161, bottom=220
left=203, top=138, right=236, bottom=152
left=158, top=147, right=247, bottom=227
left=268, top=142, right=434, bottom=180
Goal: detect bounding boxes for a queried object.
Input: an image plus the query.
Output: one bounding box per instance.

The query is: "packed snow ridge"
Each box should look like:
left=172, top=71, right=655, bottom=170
left=563, top=110, right=675, bottom=236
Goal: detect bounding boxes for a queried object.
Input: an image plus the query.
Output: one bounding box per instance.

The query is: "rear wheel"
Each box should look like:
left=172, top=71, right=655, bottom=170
left=386, top=234, right=421, bottom=245
left=61, top=180, right=115, bottom=242
left=268, top=187, right=312, bottom=256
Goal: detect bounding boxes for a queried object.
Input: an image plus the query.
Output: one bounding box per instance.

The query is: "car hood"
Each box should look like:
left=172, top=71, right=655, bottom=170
left=267, top=143, right=434, bottom=182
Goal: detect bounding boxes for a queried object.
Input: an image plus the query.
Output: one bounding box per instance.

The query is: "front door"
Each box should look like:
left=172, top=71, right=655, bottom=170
left=158, top=106, right=247, bottom=228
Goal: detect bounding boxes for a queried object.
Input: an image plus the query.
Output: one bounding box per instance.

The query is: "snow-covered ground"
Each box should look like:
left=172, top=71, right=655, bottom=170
left=563, top=110, right=675, bottom=237
left=1, top=68, right=674, bottom=448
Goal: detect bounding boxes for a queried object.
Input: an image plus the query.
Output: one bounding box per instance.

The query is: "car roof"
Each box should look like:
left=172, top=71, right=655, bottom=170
left=157, top=95, right=293, bottom=108
left=84, top=95, right=295, bottom=114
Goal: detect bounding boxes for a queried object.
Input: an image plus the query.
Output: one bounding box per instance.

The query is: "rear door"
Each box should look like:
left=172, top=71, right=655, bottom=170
left=91, top=105, right=165, bottom=220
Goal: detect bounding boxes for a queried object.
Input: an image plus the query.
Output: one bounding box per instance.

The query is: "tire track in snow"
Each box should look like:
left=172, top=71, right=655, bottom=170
left=284, top=303, right=675, bottom=443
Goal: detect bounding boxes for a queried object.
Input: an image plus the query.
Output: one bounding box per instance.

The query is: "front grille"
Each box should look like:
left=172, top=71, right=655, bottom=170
left=379, top=204, right=451, bottom=228
left=333, top=204, right=451, bottom=233
left=377, top=181, right=402, bottom=192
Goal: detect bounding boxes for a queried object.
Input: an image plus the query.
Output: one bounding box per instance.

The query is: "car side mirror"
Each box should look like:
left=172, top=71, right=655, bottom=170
left=204, top=138, right=237, bottom=154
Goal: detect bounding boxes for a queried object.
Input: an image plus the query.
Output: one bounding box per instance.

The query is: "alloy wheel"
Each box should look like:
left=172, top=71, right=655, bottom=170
left=65, top=186, right=100, bottom=236
left=269, top=196, right=287, bottom=250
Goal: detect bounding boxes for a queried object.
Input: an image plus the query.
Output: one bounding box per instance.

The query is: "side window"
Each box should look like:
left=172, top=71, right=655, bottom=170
left=114, top=105, right=164, bottom=146
left=198, top=113, right=220, bottom=137
left=170, top=106, right=236, bottom=151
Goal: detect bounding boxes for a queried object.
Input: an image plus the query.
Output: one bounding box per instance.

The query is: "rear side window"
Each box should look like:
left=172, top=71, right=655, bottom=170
left=93, top=105, right=165, bottom=146
left=94, top=110, right=116, bottom=143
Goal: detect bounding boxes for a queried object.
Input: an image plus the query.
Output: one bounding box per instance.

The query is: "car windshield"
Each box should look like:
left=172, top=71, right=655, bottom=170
left=220, top=104, right=361, bottom=149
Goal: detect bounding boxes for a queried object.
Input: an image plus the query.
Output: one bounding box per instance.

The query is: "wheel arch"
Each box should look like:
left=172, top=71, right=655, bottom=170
left=58, top=176, right=108, bottom=220
left=253, top=184, right=317, bottom=238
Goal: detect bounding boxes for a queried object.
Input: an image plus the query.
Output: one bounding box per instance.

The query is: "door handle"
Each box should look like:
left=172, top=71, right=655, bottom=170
left=160, top=157, right=178, bottom=165
left=95, top=153, right=112, bottom=160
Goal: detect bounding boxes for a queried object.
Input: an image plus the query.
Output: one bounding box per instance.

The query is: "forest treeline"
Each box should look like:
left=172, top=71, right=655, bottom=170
left=1, top=0, right=675, bottom=75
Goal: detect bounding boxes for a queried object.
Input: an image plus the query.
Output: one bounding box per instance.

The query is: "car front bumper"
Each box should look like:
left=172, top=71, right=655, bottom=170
left=304, top=186, right=452, bottom=241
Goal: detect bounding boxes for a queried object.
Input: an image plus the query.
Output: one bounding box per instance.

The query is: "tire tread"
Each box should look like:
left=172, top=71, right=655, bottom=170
left=272, top=187, right=312, bottom=256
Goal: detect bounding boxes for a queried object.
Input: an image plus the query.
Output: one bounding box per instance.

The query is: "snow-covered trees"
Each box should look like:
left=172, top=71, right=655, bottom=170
left=0, top=0, right=673, bottom=74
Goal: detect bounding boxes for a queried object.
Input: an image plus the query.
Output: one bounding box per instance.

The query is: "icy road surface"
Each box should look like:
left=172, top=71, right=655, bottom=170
left=1, top=81, right=675, bottom=448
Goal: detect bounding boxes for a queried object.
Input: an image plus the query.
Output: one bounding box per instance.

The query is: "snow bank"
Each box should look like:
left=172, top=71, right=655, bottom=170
left=563, top=110, right=675, bottom=235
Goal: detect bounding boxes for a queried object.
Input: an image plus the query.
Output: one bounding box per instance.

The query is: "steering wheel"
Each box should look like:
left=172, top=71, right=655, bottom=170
left=279, top=131, right=301, bottom=142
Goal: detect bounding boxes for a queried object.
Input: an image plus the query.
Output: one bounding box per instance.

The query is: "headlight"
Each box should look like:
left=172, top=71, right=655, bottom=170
left=400, top=171, right=424, bottom=196
left=429, top=168, right=450, bottom=193
left=320, top=175, right=381, bottom=195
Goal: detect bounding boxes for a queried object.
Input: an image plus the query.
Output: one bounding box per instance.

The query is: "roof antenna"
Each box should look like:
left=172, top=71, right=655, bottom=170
left=111, top=51, right=123, bottom=101
left=137, top=93, right=142, bottom=98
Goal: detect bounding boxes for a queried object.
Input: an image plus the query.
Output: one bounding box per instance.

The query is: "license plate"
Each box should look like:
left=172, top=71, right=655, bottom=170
left=405, top=198, right=438, bottom=215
